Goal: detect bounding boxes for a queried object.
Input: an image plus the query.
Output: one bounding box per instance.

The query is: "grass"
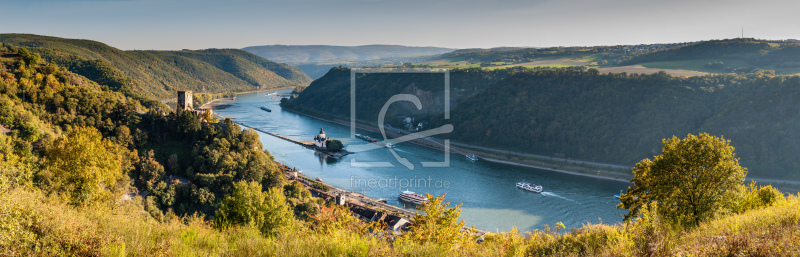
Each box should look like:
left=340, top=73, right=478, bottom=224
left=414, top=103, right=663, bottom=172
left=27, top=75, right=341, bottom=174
left=675, top=195, right=800, bottom=255
left=2, top=183, right=800, bottom=256
left=568, top=53, right=603, bottom=65
left=638, top=59, right=743, bottom=73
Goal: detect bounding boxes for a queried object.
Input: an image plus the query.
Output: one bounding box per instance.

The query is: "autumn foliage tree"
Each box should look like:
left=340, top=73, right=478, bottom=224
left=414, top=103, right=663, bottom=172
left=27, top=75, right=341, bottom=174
left=618, top=133, right=747, bottom=227
left=137, top=149, right=164, bottom=191
left=402, top=193, right=477, bottom=249
left=44, top=127, right=124, bottom=205
left=214, top=181, right=295, bottom=236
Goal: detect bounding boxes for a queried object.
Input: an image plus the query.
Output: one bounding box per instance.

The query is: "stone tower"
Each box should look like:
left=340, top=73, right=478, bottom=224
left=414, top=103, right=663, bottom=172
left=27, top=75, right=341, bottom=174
left=177, top=91, right=193, bottom=112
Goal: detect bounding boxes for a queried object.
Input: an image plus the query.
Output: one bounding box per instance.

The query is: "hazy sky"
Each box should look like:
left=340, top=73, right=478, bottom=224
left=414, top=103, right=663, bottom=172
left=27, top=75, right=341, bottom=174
left=2, top=0, right=798, bottom=50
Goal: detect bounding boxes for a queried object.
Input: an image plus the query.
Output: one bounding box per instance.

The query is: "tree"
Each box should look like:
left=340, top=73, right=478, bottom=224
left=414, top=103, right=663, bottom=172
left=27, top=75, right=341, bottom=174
left=326, top=138, right=343, bottom=151
left=45, top=127, right=124, bottom=205
left=404, top=193, right=477, bottom=248
left=617, top=133, right=747, bottom=227
left=137, top=150, right=165, bottom=191
left=215, top=181, right=295, bottom=236
left=114, top=125, right=134, bottom=149
left=202, top=109, right=217, bottom=123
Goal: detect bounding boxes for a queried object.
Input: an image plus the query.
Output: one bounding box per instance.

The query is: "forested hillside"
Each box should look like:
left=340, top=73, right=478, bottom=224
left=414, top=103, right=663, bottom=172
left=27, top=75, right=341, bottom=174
left=280, top=66, right=527, bottom=126
left=0, top=34, right=312, bottom=101
left=432, top=68, right=800, bottom=179
left=287, top=65, right=800, bottom=179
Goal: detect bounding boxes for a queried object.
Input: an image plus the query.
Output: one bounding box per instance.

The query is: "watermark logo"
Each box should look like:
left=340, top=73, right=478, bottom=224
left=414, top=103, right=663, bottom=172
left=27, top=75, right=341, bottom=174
left=350, top=175, right=451, bottom=190
left=347, top=68, right=452, bottom=170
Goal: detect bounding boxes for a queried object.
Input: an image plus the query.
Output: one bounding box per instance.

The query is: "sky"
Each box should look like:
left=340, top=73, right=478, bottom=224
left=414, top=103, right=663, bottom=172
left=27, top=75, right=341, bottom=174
left=1, top=0, right=799, bottom=50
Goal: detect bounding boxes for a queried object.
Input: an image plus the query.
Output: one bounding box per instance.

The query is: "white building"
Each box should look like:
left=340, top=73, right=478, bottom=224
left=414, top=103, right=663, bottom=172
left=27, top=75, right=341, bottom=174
left=314, top=128, right=327, bottom=148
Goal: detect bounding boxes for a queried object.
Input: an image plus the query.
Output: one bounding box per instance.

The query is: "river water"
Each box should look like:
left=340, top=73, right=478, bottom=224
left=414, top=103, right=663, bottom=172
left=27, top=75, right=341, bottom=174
left=213, top=89, right=629, bottom=232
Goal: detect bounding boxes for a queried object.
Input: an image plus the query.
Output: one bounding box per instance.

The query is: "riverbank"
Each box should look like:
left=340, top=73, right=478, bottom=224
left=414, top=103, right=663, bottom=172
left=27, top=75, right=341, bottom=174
left=280, top=106, right=635, bottom=183
left=194, top=86, right=300, bottom=109
left=198, top=97, right=236, bottom=109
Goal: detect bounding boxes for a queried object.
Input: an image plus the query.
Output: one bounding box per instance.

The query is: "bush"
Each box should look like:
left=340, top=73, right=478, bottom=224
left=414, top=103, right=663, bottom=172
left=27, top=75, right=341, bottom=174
left=311, top=181, right=329, bottom=192
left=325, top=139, right=343, bottom=151
left=735, top=181, right=786, bottom=213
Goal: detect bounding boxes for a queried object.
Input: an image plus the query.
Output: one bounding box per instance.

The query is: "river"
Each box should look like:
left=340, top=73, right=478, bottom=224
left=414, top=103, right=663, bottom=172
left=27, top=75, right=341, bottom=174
left=213, top=89, right=630, bottom=232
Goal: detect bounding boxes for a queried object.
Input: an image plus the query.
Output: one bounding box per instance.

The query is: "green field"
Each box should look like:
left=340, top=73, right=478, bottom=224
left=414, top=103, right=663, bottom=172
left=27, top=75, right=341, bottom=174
left=638, top=59, right=742, bottom=73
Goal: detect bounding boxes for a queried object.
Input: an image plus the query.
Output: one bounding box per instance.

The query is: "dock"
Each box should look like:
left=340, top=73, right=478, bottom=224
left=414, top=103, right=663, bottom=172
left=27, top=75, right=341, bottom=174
left=290, top=171, right=417, bottom=219
left=285, top=168, right=488, bottom=235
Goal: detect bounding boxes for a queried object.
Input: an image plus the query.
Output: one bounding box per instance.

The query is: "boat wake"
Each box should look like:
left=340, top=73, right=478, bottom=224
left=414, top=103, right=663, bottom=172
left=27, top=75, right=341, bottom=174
left=541, top=192, right=581, bottom=205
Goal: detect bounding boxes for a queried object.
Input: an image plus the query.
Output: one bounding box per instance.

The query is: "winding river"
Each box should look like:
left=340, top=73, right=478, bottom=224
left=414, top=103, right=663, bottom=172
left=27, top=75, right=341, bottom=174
left=213, top=89, right=629, bottom=232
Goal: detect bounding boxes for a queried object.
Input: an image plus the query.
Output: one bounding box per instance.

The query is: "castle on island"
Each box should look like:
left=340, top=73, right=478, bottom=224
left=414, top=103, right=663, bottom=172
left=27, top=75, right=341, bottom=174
left=314, top=128, right=327, bottom=148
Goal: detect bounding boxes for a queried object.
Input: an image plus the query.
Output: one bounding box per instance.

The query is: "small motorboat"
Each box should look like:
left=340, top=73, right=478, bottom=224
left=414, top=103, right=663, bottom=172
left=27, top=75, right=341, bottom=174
left=466, top=154, right=479, bottom=161
left=516, top=182, right=543, bottom=193
left=260, top=106, right=272, bottom=112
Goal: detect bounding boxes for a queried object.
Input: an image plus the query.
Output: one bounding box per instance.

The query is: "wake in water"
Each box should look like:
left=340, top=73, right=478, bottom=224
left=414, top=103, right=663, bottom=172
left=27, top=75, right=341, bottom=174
left=541, top=192, right=581, bottom=205
left=392, top=148, right=443, bottom=163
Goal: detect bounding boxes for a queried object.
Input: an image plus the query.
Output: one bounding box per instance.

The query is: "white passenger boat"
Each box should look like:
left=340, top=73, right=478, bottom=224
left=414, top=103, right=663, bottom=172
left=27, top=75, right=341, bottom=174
left=516, top=182, right=543, bottom=193
left=398, top=190, right=428, bottom=205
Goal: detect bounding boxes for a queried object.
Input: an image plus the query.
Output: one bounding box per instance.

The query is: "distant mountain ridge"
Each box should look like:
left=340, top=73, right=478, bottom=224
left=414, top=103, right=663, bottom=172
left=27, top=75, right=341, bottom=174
left=242, top=44, right=455, bottom=79
left=0, top=34, right=313, bottom=100
left=242, top=44, right=455, bottom=64
left=425, top=38, right=800, bottom=76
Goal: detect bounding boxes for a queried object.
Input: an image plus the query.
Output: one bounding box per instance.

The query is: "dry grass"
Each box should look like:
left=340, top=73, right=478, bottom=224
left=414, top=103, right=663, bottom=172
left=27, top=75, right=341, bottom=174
left=2, top=184, right=799, bottom=256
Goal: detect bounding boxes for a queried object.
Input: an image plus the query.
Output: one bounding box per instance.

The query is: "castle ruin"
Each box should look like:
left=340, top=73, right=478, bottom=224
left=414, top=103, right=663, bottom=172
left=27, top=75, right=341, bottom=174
left=177, top=90, right=193, bottom=112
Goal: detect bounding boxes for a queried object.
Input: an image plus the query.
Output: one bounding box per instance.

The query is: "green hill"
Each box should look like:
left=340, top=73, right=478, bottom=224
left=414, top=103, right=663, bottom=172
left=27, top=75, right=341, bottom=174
left=420, top=38, right=800, bottom=76
left=0, top=34, right=313, bottom=101
left=280, top=66, right=529, bottom=125
left=622, top=38, right=800, bottom=74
